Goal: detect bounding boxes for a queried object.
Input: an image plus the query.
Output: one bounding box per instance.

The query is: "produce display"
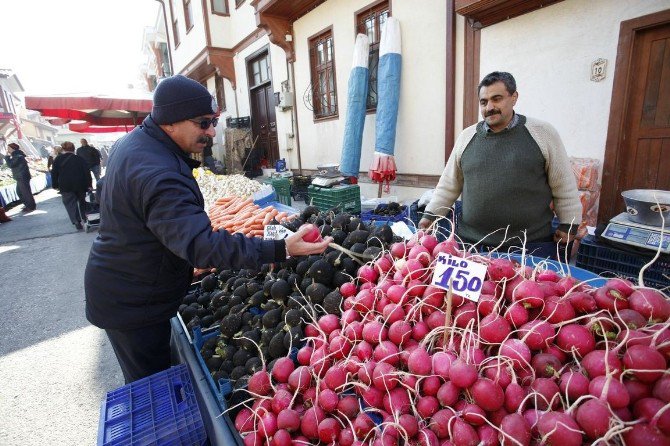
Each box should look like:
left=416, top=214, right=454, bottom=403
left=194, top=169, right=265, bottom=211
left=207, top=197, right=296, bottom=235
left=224, top=229, right=670, bottom=446
left=371, top=202, right=406, bottom=217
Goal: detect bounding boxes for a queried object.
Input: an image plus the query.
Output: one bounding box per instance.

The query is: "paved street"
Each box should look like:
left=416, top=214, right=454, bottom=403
left=0, top=188, right=124, bottom=445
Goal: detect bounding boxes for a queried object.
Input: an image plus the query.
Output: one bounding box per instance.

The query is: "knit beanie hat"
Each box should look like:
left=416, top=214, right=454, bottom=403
left=151, top=75, right=218, bottom=125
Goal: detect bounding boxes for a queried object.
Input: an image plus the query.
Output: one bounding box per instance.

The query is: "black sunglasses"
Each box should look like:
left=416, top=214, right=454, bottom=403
left=187, top=117, right=219, bottom=130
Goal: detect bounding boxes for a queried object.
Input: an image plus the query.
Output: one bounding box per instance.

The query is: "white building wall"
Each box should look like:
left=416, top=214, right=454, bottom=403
left=169, top=0, right=208, bottom=74
left=478, top=0, right=669, bottom=162
left=209, top=0, right=258, bottom=47
left=292, top=0, right=447, bottom=176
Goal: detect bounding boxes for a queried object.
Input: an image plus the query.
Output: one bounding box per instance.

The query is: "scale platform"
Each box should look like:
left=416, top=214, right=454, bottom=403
left=312, top=176, right=344, bottom=187
left=602, top=212, right=670, bottom=254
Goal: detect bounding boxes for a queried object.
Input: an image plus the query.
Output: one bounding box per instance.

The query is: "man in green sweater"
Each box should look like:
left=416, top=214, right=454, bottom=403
left=419, top=72, right=581, bottom=257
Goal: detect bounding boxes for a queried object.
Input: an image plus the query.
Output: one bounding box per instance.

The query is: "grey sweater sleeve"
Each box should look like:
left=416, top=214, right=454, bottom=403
left=424, top=124, right=478, bottom=219
left=525, top=118, right=582, bottom=231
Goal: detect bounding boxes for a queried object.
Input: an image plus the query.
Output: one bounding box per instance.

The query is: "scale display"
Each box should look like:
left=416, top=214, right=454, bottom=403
left=602, top=213, right=670, bottom=254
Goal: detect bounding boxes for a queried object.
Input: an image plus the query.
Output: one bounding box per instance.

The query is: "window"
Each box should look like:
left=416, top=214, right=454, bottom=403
left=183, top=0, right=194, bottom=32
left=235, top=0, right=244, bottom=7
left=215, top=74, right=226, bottom=112
left=211, top=0, right=229, bottom=15
left=355, top=1, right=390, bottom=111
left=309, top=28, right=338, bottom=119
left=248, top=53, right=271, bottom=88
left=169, top=0, right=180, bottom=47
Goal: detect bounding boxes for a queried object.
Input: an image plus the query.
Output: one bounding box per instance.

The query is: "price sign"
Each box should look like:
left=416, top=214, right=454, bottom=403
left=432, top=253, right=487, bottom=302
left=263, top=225, right=294, bottom=240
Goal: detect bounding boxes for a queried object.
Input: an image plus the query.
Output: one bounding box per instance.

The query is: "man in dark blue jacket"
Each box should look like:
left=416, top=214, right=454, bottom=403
left=85, top=75, right=331, bottom=383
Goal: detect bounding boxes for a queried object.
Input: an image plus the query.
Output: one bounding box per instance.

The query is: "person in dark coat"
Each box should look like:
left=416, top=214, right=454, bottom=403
left=76, top=138, right=102, bottom=181
left=4, top=143, right=36, bottom=212
left=84, top=75, right=332, bottom=384
left=51, top=141, right=92, bottom=230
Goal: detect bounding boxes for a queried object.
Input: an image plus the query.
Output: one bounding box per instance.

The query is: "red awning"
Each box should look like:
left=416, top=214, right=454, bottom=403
left=25, top=91, right=153, bottom=126
left=68, top=122, right=138, bottom=133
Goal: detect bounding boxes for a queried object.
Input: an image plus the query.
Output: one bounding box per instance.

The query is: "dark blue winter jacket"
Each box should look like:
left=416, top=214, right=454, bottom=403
left=85, top=116, right=285, bottom=330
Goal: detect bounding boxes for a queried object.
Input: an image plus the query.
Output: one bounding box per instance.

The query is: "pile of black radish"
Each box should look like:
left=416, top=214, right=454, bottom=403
left=234, top=229, right=670, bottom=446
left=371, top=202, right=407, bottom=217
left=181, top=206, right=401, bottom=410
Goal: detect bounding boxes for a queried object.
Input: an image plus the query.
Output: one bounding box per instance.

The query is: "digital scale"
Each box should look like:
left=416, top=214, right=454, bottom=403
left=602, top=212, right=670, bottom=254
left=311, top=163, right=344, bottom=187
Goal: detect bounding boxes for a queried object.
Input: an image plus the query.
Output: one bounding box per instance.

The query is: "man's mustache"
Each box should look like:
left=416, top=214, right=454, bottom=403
left=197, top=136, right=209, bottom=144
left=485, top=110, right=501, bottom=117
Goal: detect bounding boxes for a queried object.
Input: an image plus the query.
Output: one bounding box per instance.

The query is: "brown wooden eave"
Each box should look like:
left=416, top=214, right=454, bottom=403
left=179, top=46, right=236, bottom=88
left=455, top=0, right=563, bottom=28
left=250, top=0, right=327, bottom=61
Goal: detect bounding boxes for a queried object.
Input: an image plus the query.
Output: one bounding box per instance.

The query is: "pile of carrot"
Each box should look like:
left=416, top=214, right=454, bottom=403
left=207, top=196, right=296, bottom=236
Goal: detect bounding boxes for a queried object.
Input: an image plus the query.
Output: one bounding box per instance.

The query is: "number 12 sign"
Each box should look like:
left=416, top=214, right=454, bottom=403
left=431, top=253, right=487, bottom=302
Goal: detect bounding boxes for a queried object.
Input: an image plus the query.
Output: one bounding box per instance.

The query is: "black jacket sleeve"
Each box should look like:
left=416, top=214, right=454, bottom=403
left=141, top=170, right=285, bottom=270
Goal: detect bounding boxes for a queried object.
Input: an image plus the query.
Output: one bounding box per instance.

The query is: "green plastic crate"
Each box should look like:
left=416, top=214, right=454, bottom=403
left=262, top=177, right=291, bottom=206
left=307, top=184, right=361, bottom=214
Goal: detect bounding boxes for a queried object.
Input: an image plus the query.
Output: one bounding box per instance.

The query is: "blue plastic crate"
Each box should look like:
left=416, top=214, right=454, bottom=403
left=491, top=252, right=606, bottom=287
left=192, top=328, right=233, bottom=412
left=97, top=364, right=207, bottom=446
left=576, top=235, right=669, bottom=290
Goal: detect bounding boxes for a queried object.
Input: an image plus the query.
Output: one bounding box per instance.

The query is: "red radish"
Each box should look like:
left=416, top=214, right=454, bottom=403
left=408, top=346, right=432, bottom=375
left=556, top=324, right=596, bottom=357
left=437, top=381, right=460, bottom=407
left=408, top=244, right=432, bottom=266
left=566, top=291, right=597, bottom=314
left=622, top=422, right=670, bottom=445
left=536, top=412, right=582, bottom=446
left=471, top=378, right=504, bottom=411
left=504, top=382, right=526, bottom=412
left=388, top=320, right=413, bottom=346
left=484, top=360, right=513, bottom=388
left=607, top=277, right=636, bottom=296
left=429, top=409, right=455, bottom=439
left=357, top=265, right=379, bottom=284
left=541, top=295, right=576, bottom=324
left=448, top=359, right=478, bottom=388
left=318, top=314, right=340, bottom=334
left=382, top=303, right=405, bottom=324
left=318, top=389, right=339, bottom=413
left=340, top=282, right=357, bottom=297
left=412, top=320, right=430, bottom=341
left=422, top=375, right=442, bottom=396
left=258, top=410, right=278, bottom=437
left=288, top=366, right=311, bottom=392
left=432, top=351, right=455, bottom=379
left=317, top=417, right=341, bottom=443
left=518, top=320, right=555, bottom=350
left=531, top=353, right=562, bottom=378
left=301, top=224, right=322, bottom=242
left=357, top=360, right=376, bottom=385
left=480, top=314, right=511, bottom=344
left=353, top=412, right=376, bottom=437
left=504, top=301, right=529, bottom=328
left=407, top=279, right=427, bottom=297
left=500, top=413, right=531, bottom=446
left=353, top=289, right=375, bottom=313
left=623, top=344, right=666, bottom=383
left=343, top=320, right=363, bottom=341
left=271, top=429, right=292, bottom=446
left=301, top=406, right=325, bottom=440
left=248, top=370, right=272, bottom=396
left=277, top=408, right=301, bottom=432
left=613, top=308, right=647, bottom=330
left=375, top=255, right=393, bottom=274
left=398, top=413, right=420, bottom=438
left=555, top=276, right=579, bottom=295
left=374, top=340, right=401, bottom=366
left=477, top=425, right=498, bottom=446
left=390, top=242, right=407, bottom=258
left=453, top=301, right=477, bottom=329
left=499, top=338, right=532, bottom=370
left=417, top=395, right=440, bottom=418
left=629, top=288, right=670, bottom=322
left=477, top=294, right=497, bottom=316
left=530, top=378, right=560, bottom=410
left=372, top=362, right=398, bottom=391
left=589, top=375, right=631, bottom=408
left=575, top=398, right=612, bottom=440
left=653, top=376, right=670, bottom=403
left=625, top=379, right=652, bottom=404
left=581, top=349, right=623, bottom=379
left=537, top=269, right=561, bottom=282
left=559, top=371, right=590, bottom=401
left=512, top=280, right=545, bottom=308
left=354, top=340, right=374, bottom=361
left=271, top=357, right=295, bottom=384
left=401, top=258, right=427, bottom=281
left=337, top=395, right=360, bottom=419
left=593, top=285, right=629, bottom=311
left=487, top=258, right=516, bottom=282
left=235, top=407, right=255, bottom=433
left=420, top=234, right=439, bottom=252
left=384, top=387, right=412, bottom=415
left=461, top=402, right=487, bottom=426
left=271, top=388, right=293, bottom=414
left=634, top=398, right=670, bottom=436
left=451, top=418, right=480, bottom=446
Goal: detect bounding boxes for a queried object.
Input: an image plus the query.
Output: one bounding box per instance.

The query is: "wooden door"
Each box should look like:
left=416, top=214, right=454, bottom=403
left=248, top=50, right=279, bottom=166
left=600, top=10, right=670, bottom=223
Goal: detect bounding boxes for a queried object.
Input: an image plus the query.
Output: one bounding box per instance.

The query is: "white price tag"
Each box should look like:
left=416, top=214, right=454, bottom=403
left=263, top=225, right=294, bottom=240
left=431, top=253, right=487, bottom=302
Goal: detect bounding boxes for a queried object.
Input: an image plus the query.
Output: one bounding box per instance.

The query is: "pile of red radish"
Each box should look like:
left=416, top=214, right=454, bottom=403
left=234, top=230, right=670, bottom=446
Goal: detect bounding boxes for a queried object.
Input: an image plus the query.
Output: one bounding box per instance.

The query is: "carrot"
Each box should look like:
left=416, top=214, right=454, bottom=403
left=262, top=208, right=279, bottom=226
